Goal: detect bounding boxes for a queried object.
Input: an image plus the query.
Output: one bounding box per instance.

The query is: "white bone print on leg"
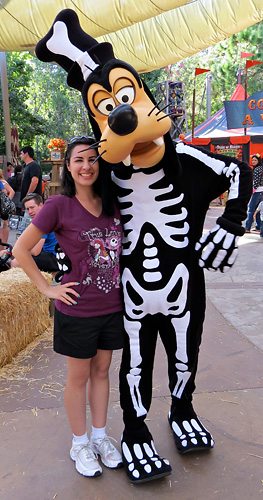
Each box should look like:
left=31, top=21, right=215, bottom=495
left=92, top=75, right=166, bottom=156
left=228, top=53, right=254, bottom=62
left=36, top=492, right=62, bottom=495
left=171, top=312, right=191, bottom=398
left=124, top=317, right=147, bottom=417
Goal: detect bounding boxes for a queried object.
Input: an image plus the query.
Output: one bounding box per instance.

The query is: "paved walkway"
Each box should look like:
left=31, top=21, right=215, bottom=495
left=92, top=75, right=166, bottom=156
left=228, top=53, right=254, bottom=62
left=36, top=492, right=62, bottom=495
left=205, top=205, right=263, bottom=352
left=1, top=204, right=263, bottom=500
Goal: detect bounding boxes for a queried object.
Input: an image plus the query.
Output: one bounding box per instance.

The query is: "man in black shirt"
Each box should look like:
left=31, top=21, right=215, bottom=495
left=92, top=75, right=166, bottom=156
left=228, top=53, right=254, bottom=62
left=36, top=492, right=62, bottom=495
left=20, top=146, right=42, bottom=200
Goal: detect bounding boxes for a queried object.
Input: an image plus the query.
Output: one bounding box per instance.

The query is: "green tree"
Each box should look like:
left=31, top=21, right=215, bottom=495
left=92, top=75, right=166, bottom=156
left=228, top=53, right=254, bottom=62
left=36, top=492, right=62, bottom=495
left=26, top=56, right=91, bottom=160
left=0, top=52, right=92, bottom=162
left=0, top=52, right=46, bottom=155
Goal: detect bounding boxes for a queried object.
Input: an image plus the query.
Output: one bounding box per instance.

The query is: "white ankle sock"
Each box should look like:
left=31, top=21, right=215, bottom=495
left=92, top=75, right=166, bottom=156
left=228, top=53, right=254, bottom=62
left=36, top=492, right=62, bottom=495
left=91, top=426, right=106, bottom=441
left=73, top=432, right=89, bottom=446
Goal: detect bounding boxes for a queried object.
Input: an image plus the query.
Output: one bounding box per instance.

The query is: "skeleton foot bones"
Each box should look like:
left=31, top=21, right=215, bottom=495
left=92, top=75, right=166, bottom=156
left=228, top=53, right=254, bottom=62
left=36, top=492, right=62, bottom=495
left=121, top=402, right=214, bottom=483
left=121, top=425, right=172, bottom=483
left=168, top=401, right=214, bottom=454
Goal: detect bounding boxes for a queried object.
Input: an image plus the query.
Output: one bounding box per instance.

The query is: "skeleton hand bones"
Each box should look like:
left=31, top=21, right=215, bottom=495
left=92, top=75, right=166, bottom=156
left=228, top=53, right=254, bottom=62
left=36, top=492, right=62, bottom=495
left=195, top=224, right=239, bottom=273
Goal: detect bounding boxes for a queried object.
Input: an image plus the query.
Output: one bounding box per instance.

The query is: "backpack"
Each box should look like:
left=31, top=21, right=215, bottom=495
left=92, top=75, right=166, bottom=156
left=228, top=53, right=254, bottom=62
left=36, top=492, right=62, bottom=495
left=0, top=190, right=16, bottom=220
left=8, top=172, right=22, bottom=192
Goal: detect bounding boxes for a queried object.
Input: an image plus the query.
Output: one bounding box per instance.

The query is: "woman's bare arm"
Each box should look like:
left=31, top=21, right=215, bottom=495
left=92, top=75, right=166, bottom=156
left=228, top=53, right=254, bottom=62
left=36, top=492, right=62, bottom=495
left=3, top=181, right=15, bottom=199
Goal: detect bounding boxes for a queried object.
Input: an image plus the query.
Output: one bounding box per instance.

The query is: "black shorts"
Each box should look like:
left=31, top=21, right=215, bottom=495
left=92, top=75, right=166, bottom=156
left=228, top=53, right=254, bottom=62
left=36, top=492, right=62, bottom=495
left=54, top=308, right=124, bottom=359
left=32, top=250, right=58, bottom=272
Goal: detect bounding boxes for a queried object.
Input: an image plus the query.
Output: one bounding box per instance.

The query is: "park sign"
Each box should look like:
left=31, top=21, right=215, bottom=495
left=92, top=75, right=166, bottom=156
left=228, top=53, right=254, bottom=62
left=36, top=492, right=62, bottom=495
left=224, top=91, right=263, bottom=129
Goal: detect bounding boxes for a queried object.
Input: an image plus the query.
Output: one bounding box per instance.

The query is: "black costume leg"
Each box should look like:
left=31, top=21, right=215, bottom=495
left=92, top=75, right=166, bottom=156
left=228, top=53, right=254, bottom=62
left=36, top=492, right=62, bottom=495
left=160, top=307, right=214, bottom=454
left=120, top=314, right=172, bottom=483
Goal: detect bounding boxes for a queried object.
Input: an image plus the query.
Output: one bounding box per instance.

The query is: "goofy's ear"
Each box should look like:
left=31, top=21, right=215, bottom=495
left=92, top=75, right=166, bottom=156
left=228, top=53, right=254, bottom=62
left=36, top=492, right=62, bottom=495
left=35, top=8, right=115, bottom=91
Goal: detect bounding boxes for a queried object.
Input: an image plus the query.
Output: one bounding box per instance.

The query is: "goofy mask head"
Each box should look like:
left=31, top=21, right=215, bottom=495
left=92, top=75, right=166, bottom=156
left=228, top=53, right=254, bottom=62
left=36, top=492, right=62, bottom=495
left=35, top=8, right=172, bottom=169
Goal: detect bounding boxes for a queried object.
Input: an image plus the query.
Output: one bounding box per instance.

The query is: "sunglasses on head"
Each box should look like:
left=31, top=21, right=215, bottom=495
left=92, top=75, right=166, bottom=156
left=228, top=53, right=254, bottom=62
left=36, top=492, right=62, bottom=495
left=26, top=193, right=37, bottom=198
left=68, top=136, right=95, bottom=144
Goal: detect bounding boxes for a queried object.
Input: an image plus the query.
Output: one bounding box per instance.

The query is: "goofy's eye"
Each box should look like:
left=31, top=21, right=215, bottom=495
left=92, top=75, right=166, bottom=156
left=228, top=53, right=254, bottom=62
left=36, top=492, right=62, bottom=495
left=97, top=97, right=116, bottom=116
left=115, top=86, right=135, bottom=105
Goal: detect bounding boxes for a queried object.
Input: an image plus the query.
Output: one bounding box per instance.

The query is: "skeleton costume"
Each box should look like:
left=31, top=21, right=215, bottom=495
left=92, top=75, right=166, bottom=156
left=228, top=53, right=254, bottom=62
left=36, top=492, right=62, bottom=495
left=36, top=9, right=252, bottom=484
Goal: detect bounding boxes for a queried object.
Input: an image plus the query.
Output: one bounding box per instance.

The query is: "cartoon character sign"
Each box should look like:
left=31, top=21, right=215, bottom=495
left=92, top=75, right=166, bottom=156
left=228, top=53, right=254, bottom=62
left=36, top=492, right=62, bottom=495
left=36, top=9, right=252, bottom=484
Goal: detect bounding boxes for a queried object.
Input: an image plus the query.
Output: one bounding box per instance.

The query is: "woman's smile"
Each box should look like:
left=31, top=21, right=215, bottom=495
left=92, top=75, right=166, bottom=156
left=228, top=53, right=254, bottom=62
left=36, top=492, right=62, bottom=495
left=80, top=171, right=94, bottom=178
left=67, top=144, right=99, bottom=190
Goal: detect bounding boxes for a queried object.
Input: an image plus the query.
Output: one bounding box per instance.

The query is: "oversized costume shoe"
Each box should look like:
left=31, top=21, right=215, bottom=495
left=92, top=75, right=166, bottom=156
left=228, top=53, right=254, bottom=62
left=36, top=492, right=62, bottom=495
left=121, top=424, right=172, bottom=483
left=168, top=399, right=214, bottom=454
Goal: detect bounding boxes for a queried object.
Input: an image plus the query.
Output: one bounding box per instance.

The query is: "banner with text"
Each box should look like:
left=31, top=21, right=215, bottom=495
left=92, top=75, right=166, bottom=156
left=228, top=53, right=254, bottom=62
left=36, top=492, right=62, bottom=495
left=224, top=91, right=263, bottom=129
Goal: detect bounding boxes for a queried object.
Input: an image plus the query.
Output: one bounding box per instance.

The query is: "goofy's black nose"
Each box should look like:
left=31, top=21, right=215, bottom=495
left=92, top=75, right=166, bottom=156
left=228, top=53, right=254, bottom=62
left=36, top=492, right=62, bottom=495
left=108, top=104, right=138, bottom=136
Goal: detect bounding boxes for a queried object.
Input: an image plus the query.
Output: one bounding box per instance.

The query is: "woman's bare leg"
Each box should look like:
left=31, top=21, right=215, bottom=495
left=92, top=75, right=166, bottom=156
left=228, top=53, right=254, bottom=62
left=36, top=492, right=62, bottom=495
left=2, top=221, right=9, bottom=243
left=64, top=356, right=91, bottom=436
left=88, top=350, right=112, bottom=429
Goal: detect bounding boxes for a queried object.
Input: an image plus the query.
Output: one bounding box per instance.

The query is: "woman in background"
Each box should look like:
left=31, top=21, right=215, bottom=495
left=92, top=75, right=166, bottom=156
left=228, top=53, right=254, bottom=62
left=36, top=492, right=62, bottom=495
left=0, top=169, right=15, bottom=248
left=245, top=153, right=263, bottom=233
left=8, top=165, right=23, bottom=217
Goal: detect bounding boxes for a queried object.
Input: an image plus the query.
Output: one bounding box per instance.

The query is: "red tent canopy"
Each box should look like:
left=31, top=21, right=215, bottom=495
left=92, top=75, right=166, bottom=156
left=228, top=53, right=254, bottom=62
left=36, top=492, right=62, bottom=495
left=185, top=84, right=255, bottom=139
left=184, top=84, right=263, bottom=162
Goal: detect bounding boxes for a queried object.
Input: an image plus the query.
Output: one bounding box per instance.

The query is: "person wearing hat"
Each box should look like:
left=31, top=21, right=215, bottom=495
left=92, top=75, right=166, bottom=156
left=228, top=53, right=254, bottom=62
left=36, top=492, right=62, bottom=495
left=245, top=153, right=263, bottom=233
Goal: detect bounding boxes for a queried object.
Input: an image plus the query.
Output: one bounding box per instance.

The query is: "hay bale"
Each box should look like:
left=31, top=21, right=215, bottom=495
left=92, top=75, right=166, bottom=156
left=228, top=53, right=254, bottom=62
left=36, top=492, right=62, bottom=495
left=0, top=268, right=52, bottom=367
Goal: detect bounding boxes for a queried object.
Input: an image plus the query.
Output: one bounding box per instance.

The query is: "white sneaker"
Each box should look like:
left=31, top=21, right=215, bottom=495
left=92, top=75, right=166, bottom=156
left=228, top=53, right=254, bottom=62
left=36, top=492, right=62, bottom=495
left=91, top=436, right=123, bottom=469
left=70, top=442, right=102, bottom=477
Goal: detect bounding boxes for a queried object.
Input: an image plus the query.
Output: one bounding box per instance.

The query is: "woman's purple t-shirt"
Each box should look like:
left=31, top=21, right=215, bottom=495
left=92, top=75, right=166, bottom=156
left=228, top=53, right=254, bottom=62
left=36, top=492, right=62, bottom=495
left=32, top=195, right=123, bottom=318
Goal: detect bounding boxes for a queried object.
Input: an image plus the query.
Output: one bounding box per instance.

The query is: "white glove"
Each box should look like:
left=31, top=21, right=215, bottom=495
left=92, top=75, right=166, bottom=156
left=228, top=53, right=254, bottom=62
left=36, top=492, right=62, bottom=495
left=195, top=224, right=239, bottom=272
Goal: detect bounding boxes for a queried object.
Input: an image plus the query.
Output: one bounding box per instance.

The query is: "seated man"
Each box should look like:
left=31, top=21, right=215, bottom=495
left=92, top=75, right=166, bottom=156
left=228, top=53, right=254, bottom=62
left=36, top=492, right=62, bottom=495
left=11, top=193, right=59, bottom=272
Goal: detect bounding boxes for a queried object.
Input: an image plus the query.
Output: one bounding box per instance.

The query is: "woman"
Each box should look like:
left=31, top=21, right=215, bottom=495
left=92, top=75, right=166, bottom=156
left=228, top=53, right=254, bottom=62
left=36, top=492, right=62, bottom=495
left=13, top=137, right=124, bottom=478
left=8, top=165, right=23, bottom=217
left=0, top=169, right=15, bottom=248
left=245, top=153, right=263, bottom=232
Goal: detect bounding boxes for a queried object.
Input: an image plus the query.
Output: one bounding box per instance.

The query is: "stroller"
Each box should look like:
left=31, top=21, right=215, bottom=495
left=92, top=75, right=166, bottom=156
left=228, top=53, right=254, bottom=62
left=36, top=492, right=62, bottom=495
left=8, top=214, right=31, bottom=239
left=0, top=241, right=13, bottom=272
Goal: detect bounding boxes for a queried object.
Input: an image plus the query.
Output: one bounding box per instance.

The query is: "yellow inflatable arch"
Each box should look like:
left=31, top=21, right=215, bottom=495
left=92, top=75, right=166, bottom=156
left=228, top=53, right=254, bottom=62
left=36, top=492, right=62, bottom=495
left=0, top=0, right=263, bottom=71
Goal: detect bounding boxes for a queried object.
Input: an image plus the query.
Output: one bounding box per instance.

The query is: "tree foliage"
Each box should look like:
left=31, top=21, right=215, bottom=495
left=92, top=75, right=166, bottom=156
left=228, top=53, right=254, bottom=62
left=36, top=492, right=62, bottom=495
left=0, top=52, right=46, bottom=155
left=27, top=56, right=91, bottom=159
left=0, top=52, right=91, bottom=161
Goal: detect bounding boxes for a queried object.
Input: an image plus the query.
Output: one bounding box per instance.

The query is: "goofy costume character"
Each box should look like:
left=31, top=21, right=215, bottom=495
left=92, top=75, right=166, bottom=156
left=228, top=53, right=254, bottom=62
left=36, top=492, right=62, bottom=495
left=36, top=9, right=252, bottom=483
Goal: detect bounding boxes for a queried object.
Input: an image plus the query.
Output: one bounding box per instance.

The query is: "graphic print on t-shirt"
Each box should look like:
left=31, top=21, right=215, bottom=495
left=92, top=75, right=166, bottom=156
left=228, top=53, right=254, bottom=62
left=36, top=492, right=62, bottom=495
left=78, top=218, right=122, bottom=293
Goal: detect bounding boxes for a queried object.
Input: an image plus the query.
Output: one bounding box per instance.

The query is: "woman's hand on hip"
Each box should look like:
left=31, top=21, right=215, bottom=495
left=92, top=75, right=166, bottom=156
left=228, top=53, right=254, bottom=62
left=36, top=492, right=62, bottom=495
left=46, top=282, right=80, bottom=305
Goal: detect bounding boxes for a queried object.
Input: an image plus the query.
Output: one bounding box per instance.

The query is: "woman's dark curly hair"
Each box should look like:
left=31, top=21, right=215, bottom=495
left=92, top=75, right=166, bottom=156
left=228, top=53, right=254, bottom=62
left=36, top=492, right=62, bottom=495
left=61, top=136, right=114, bottom=215
left=251, top=153, right=262, bottom=167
